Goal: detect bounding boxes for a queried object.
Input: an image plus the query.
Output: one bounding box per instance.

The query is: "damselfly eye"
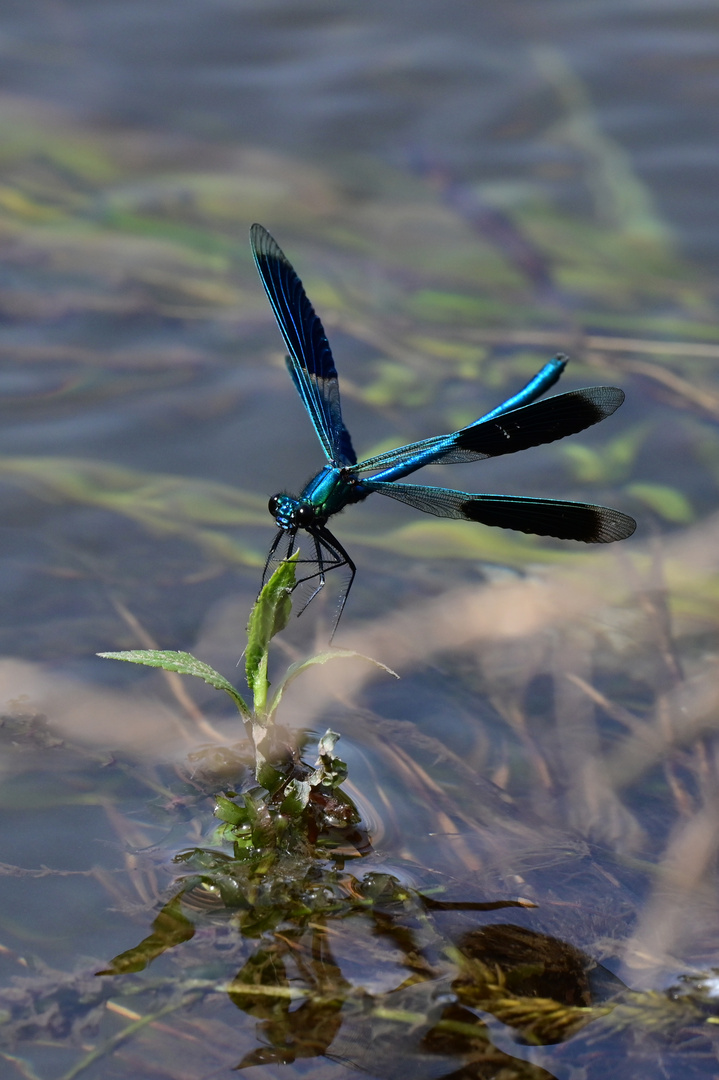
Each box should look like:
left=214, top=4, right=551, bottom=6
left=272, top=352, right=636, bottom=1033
left=296, top=505, right=314, bottom=526
left=268, top=495, right=280, bottom=516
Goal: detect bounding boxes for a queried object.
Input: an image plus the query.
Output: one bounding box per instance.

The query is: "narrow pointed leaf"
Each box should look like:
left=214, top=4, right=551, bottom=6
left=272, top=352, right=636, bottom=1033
left=246, top=555, right=298, bottom=717
left=97, top=648, right=250, bottom=719
left=267, top=648, right=398, bottom=722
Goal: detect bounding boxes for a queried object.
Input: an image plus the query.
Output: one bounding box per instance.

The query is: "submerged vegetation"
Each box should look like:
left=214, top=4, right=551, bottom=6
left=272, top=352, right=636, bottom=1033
left=99, top=555, right=388, bottom=848
left=4, top=560, right=719, bottom=1078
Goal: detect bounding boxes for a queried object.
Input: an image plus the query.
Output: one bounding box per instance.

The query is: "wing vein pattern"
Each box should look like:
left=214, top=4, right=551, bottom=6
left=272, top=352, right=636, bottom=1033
left=365, top=481, right=636, bottom=543
left=250, top=224, right=356, bottom=466
left=351, top=387, right=625, bottom=481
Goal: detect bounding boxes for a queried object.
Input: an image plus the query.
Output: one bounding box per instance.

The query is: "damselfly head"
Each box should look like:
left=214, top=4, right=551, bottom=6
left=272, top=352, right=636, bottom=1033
left=268, top=493, right=316, bottom=530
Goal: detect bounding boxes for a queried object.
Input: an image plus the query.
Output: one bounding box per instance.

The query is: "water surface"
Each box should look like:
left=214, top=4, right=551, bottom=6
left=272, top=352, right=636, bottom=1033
left=2, top=2, right=719, bottom=1077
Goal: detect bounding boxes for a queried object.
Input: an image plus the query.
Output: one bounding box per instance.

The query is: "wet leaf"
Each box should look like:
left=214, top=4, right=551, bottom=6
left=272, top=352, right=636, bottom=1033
left=280, top=778, right=312, bottom=815
left=215, top=795, right=250, bottom=827
left=97, top=649, right=251, bottom=720
left=245, top=555, right=298, bottom=719
left=267, top=648, right=398, bottom=720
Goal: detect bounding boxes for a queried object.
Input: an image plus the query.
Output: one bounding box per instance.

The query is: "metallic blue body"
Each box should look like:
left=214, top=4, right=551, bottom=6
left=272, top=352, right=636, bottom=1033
left=299, top=465, right=365, bottom=519
left=250, top=224, right=636, bottom=636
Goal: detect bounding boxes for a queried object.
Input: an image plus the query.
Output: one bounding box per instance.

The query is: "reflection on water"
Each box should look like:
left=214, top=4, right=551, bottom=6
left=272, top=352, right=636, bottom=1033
left=1, top=1, right=719, bottom=1076
left=5, top=509, right=719, bottom=1077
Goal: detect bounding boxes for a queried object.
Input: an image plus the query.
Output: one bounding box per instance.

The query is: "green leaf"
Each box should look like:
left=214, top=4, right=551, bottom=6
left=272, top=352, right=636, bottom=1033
left=244, top=795, right=277, bottom=851
left=255, top=759, right=283, bottom=794
left=214, top=795, right=249, bottom=826
left=245, top=555, right=298, bottom=718
left=97, top=648, right=250, bottom=720
left=267, top=649, right=398, bottom=722
left=280, top=778, right=311, bottom=816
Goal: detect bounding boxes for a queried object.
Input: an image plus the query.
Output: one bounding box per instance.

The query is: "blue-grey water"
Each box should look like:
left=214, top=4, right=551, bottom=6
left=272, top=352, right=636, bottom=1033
left=1, top=3, right=719, bottom=1078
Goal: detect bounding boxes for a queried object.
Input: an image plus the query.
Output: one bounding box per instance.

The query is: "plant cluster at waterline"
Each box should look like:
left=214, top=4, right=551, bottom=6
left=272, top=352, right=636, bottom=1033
left=100, top=555, right=390, bottom=859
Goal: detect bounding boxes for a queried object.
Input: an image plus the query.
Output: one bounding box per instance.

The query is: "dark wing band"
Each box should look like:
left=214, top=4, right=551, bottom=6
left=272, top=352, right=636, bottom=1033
left=365, top=480, right=636, bottom=543
left=250, top=224, right=356, bottom=466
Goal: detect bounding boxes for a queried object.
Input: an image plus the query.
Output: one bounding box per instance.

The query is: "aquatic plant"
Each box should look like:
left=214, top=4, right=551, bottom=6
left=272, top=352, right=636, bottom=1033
left=98, top=555, right=392, bottom=858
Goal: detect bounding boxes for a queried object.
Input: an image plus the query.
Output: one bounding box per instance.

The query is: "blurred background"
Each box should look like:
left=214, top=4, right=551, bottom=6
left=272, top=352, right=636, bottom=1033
left=2, top=2, right=719, bottom=1078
